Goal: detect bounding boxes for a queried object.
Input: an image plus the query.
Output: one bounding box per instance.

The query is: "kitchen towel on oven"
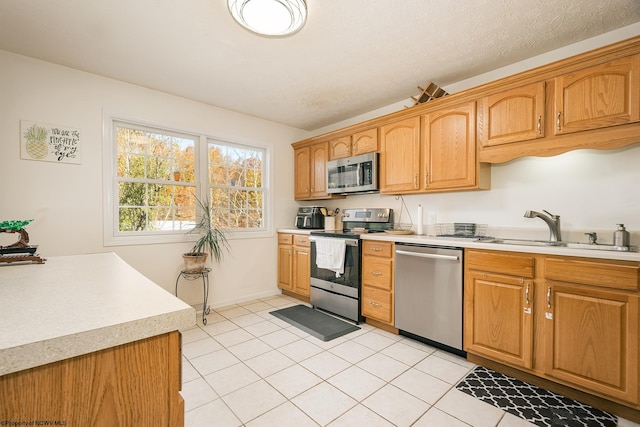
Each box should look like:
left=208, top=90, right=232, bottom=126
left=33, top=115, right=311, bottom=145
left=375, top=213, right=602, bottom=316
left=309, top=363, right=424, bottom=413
left=315, top=237, right=346, bottom=277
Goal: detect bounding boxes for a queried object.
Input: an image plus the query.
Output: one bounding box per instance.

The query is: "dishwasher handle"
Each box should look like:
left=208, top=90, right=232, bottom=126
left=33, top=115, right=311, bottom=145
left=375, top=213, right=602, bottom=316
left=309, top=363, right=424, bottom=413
left=395, top=249, right=460, bottom=261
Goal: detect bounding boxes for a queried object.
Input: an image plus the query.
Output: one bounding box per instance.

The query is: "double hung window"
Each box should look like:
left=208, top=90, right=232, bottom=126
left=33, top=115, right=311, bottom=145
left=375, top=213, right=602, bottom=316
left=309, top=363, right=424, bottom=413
left=105, top=119, right=268, bottom=245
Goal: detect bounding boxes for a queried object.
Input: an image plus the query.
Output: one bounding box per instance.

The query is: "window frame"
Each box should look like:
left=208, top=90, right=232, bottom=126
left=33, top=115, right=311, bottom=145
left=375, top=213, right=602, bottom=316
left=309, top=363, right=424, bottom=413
left=103, top=112, right=273, bottom=247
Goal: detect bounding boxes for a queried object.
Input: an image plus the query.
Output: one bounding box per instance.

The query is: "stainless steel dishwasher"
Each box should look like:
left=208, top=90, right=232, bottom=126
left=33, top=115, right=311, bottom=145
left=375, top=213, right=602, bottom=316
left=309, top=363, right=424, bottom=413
left=394, top=243, right=464, bottom=355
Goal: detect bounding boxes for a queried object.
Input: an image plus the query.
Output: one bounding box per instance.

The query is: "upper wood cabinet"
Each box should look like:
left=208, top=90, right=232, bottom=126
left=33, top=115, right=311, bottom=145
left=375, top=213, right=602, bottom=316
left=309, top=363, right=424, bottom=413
left=294, top=142, right=336, bottom=200
left=555, top=55, right=640, bottom=135
left=480, top=82, right=546, bottom=147
left=352, top=128, right=378, bottom=155
left=379, top=117, right=421, bottom=193
left=422, top=101, right=478, bottom=190
left=294, top=147, right=311, bottom=200
left=329, top=136, right=352, bottom=160
left=329, top=128, right=378, bottom=160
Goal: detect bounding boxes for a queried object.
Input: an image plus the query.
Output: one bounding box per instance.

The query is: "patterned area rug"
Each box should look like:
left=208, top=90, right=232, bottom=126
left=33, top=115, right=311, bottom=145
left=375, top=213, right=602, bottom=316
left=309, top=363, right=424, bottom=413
left=456, top=366, right=617, bottom=427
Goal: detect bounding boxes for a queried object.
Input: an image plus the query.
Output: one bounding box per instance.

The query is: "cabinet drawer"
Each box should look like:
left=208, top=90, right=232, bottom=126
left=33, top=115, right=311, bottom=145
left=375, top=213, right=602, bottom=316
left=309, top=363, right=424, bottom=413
left=466, top=249, right=535, bottom=278
left=545, top=257, right=640, bottom=291
left=362, top=287, right=392, bottom=324
left=293, top=235, right=310, bottom=247
left=362, top=257, right=392, bottom=290
left=363, top=240, right=393, bottom=258
left=278, top=233, right=293, bottom=244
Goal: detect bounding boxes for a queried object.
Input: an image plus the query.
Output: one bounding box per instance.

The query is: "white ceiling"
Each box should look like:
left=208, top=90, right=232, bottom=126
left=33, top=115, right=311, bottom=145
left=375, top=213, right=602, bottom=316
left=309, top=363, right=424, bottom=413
left=1, top=1, right=639, bottom=131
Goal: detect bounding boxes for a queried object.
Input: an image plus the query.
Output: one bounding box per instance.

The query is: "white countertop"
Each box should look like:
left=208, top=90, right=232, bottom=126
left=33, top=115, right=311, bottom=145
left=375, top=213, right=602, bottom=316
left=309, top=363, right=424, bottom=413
left=277, top=227, right=640, bottom=261
left=0, top=252, right=195, bottom=376
left=359, top=233, right=640, bottom=262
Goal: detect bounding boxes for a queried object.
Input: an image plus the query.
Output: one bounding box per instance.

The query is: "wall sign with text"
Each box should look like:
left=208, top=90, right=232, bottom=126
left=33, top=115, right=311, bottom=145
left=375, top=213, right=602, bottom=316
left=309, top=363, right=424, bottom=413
left=20, top=120, right=81, bottom=165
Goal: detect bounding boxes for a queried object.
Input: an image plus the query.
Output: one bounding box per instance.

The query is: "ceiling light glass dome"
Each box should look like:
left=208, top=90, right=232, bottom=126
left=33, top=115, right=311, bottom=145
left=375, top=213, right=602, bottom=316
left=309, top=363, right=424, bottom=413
left=227, top=0, right=307, bottom=37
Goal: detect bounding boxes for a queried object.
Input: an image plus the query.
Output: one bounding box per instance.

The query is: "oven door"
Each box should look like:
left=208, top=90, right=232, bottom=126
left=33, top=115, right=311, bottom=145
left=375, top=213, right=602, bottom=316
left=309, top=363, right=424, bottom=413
left=309, top=236, right=361, bottom=322
left=309, top=237, right=360, bottom=295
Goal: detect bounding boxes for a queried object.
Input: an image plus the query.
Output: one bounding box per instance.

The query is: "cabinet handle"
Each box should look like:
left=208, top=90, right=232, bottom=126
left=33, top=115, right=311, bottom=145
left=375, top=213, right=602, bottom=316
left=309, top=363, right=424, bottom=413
left=370, top=301, right=382, bottom=307
left=371, top=247, right=383, bottom=251
left=351, top=142, right=356, bottom=154
left=546, top=286, right=552, bottom=308
left=371, top=271, right=382, bottom=276
left=424, top=172, right=428, bottom=188
left=557, top=112, right=562, bottom=131
left=414, top=175, right=418, bottom=188
left=537, top=116, right=542, bottom=135
left=525, top=284, right=530, bottom=305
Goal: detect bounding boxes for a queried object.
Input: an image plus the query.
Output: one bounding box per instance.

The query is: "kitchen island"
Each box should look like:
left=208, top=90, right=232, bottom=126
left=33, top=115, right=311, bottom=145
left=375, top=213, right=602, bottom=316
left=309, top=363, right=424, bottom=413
left=0, top=252, right=195, bottom=426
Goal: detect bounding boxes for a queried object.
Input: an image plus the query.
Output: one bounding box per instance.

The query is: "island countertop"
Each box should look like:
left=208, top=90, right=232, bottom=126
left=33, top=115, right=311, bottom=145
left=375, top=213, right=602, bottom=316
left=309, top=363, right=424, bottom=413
left=0, top=252, right=195, bottom=376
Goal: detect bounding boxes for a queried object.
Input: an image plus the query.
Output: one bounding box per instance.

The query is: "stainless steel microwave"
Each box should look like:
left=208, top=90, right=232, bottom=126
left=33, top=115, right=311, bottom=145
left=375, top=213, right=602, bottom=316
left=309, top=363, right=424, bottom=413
left=326, top=152, right=378, bottom=194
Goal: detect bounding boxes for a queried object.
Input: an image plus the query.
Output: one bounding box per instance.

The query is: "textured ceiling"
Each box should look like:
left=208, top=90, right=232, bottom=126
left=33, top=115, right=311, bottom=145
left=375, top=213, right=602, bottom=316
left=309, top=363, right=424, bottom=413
left=1, top=0, right=639, bottom=131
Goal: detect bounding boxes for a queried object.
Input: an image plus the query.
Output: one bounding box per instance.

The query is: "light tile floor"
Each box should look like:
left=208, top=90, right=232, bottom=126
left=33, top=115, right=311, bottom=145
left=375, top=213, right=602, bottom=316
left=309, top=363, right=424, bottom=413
left=181, top=295, right=640, bottom=427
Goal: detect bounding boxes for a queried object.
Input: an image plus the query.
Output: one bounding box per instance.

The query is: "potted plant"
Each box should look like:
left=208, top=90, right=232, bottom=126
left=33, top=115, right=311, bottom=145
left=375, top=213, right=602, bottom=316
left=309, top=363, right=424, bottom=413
left=182, top=197, right=230, bottom=272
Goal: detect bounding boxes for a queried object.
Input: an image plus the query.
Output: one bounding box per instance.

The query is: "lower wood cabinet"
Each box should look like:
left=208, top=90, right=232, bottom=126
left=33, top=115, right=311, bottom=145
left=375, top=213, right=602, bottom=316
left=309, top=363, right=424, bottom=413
left=0, top=332, right=184, bottom=426
left=293, top=235, right=311, bottom=297
left=277, top=232, right=310, bottom=299
left=361, top=240, right=394, bottom=325
left=464, top=249, right=640, bottom=410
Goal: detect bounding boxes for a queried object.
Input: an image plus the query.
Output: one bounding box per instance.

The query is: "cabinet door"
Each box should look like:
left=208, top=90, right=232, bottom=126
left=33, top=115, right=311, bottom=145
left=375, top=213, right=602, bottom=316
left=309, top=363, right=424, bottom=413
left=352, top=128, right=378, bottom=155
left=277, top=244, right=293, bottom=291
left=464, top=271, right=534, bottom=369
left=555, top=55, right=640, bottom=134
left=329, top=136, right=352, bottom=160
left=310, top=142, right=329, bottom=198
left=481, top=82, right=545, bottom=147
left=422, top=101, right=477, bottom=190
left=379, top=116, right=421, bottom=193
left=294, top=147, right=311, bottom=200
left=544, top=282, right=639, bottom=404
left=293, top=245, right=310, bottom=296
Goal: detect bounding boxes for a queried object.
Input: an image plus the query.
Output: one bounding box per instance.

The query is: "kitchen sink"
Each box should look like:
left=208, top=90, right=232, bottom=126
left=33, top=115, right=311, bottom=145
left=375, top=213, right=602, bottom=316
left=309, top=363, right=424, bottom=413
left=485, top=238, right=638, bottom=252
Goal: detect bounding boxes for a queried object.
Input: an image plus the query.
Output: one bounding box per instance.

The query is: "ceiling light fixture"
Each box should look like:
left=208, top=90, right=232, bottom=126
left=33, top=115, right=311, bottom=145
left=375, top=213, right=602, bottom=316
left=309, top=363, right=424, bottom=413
left=227, top=0, right=307, bottom=37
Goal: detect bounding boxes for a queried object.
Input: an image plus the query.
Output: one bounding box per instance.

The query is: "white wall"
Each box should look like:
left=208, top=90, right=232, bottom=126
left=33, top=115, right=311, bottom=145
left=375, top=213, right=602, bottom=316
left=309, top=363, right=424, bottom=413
left=0, top=51, right=308, bottom=308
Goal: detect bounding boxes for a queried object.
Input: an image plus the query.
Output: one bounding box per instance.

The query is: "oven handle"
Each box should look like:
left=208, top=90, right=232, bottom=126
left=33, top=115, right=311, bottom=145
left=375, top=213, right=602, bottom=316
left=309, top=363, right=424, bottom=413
left=395, top=249, right=459, bottom=261
left=309, top=236, right=359, bottom=247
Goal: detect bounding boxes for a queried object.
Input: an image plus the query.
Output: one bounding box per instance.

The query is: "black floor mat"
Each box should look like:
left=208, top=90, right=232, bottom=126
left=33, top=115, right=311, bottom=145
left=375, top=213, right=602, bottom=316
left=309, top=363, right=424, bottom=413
left=269, top=304, right=359, bottom=341
left=456, top=366, right=617, bottom=427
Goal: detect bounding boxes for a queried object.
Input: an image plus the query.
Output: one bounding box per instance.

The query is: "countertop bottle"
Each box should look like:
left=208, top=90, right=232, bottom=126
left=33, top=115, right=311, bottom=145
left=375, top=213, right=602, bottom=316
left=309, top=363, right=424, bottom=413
left=613, top=224, right=630, bottom=247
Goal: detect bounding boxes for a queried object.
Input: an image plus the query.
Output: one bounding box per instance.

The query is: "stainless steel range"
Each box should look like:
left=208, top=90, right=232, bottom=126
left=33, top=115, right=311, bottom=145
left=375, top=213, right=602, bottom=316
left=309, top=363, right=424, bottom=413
left=309, top=208, right=393, bottom=323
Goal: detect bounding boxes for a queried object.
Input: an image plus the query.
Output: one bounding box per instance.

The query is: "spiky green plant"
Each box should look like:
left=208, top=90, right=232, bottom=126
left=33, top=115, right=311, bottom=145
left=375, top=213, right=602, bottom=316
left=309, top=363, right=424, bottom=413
left=187, top=197, right=230, bottom=264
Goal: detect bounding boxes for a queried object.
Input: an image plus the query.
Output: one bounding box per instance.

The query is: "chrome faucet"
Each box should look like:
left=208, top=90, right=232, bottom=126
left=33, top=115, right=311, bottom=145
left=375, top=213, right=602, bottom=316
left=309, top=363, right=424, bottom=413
left=524, top=210, right=562, bottom=242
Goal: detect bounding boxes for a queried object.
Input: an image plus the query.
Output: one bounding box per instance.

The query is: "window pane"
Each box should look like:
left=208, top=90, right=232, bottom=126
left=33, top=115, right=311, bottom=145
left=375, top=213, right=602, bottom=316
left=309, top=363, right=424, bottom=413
left=147, top=156, right=171, bottom=180
left=210, top=165, right=228, bottom=185
left=211, top=188, right=229, bottom=209
left=118, top=153, right=146, bottom=178
left=119, top=182, right=145, bottom=206
left=207, top=140, right=265, bottom=231
left=211, top=208, right=229, bottom=228
left=119, top=207, right=146, bottom=231
left=247, top=190, right=263, bottom=209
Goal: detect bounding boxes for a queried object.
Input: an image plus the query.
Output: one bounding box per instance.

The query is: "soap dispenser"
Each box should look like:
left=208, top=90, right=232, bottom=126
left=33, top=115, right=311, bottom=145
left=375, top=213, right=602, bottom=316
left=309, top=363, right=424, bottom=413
left=613, top=224, right=630, bottom=247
